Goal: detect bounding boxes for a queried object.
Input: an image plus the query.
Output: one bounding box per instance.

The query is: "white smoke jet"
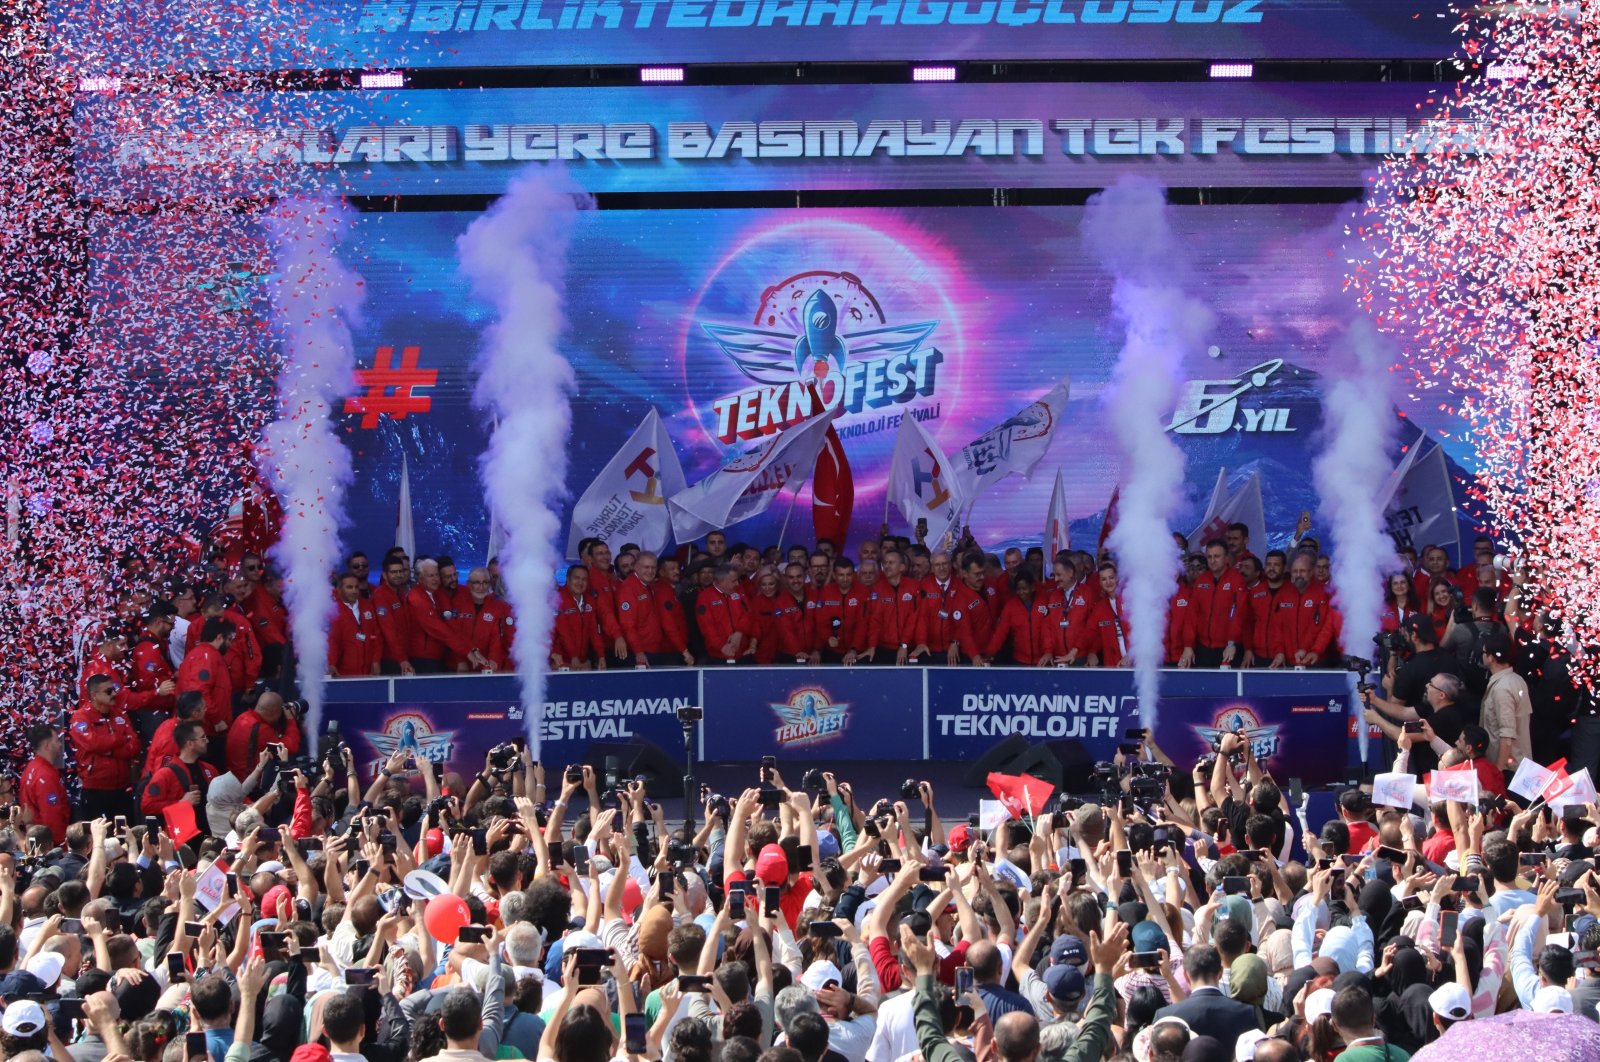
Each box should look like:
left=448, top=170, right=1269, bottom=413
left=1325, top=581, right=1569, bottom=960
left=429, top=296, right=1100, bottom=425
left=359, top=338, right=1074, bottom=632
left=262, top=197, right=364, bottom=747
left=1312, top=317, right=1398, bottom=759
left=1085, top=177, right=1215, bottom=728
left=457, top=168, right=590, bottom=757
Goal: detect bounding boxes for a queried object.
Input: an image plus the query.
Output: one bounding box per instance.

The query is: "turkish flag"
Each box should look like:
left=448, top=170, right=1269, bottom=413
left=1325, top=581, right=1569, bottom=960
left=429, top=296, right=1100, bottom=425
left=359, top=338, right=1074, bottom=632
left=986, top=771, right=1056, bottom=820
left=1541, top=758, right=1573, bottom=802
left=812, top=425, right=854, bottom=550
left=1098, top=486, right=1121, bottom=551
left=163, top=800, right=202, bottom=847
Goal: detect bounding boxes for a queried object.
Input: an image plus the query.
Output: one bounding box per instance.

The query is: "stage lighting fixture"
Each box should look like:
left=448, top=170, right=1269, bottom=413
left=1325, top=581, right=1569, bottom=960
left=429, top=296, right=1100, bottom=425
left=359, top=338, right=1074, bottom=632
left=1208, top=62, right=1254, bottom=79
left=911, top=65, right=958, bottom=82
left=77, top=76, right=121, bottom=92
left=360, top=70, right=406, bottom=89
left=640, top=66, right=686, bottom=83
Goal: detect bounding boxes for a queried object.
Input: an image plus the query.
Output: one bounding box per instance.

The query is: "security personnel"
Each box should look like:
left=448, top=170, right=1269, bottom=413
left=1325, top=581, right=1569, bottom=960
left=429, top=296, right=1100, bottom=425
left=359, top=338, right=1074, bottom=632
left=129, top=604, right=179, bottom=738
left=328, top=572, right=381, bottom=677
left=147, top=691, right=206, bottom=770
left=69, top=674, right=143, bottom=820
left=697, top=563, right=757, bottom=664
left=19, top=724, right=69, bottom=846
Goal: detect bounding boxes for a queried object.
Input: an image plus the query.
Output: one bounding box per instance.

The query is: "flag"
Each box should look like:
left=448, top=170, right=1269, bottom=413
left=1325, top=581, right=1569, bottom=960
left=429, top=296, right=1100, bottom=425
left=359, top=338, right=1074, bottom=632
left=395, top=450, right=416, bottom=560
left=952, top=378, right=1071, bottom=500
left=985, top=771, right=1056, bottom=821
left=1188, top=467, right=1268, bottom=556
left=887, top=413, right=965, bottom=547
left=1044, top=469, right=1071, bottom=565
left=1098, top=486, right=1120, bottom=551
left=1508, top=757, right=1569, bottom=803
left=1548, top=767, right=1596, bottom=812
left=567, top=408, right=688, bottom=557
left=1426, top=761, right=1479, bottom=805
left=811, top=424, right=854, bottom=549
left=1381, top=436, right=1460, bottom=561
left=1371, top=772, right=1418, bottom=809
left=669, top=405, right=840, bottom=543
left=163, top=801, right=202, bottom=847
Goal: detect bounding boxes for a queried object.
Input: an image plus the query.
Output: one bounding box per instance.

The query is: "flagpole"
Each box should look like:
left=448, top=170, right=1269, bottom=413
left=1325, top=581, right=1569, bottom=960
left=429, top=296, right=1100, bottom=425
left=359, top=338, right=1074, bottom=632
left=777, top=478, right=805, bottom=547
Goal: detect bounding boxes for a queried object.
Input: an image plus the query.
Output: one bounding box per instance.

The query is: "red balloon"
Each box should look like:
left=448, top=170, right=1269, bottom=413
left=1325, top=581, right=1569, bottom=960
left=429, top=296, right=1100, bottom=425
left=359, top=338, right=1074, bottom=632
left=424, top=894, right=470, bottom=944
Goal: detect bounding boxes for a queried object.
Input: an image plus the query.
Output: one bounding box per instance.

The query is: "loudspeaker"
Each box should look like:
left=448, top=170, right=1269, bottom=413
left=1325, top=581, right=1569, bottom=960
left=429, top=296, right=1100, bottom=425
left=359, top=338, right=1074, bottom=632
left=961, top=734, right=1032, bottom=788
left=586, top=738, right=683, bottom=788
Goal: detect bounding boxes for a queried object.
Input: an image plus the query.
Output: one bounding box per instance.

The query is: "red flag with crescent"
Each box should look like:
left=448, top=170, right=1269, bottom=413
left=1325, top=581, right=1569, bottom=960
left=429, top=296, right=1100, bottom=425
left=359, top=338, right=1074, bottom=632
left=812, top=425, right=854, bottom=549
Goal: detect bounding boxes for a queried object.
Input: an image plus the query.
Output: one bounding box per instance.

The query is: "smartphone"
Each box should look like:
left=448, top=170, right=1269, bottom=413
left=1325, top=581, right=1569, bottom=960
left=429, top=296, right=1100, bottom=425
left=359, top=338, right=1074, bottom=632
left=60, top=918, right=83, bottom=935
left=577, top=963, right=602, bottom=985
left=919, top=865, right=948, bottom=882
left=470, top=829, right=488, bottom=857
left=955, top=966, right=974, bottom=995
left=1316, top=857, right=1334, bottom=870
left=352, top=859, right=371, bottom=880
left=728, top=890, right=747, bottom=920
left=457, top=925, right=488, bottom=944
left=567, top=766, right=585, bottom=784
left=764, top=885, right=781, bottom=918
left=574, top=850, right=591, bottom=876
left=145, top=815, right=162, bottom=835
left=1125, top=727, right=1148, bottom=739
left=658, top=874, right=673, bottom=901
left=1289, top=777, right=1304, bottom=807
left=1556, top=888, right=1586, bottom=906
left=345, top=966, right=378, bottom=985
left=809, top=920, right=843, bottom=938
left=1069, top=857, right=1088, bottom=880
left=114, top=815, right=128, bottom=831
left=1222, top=876, right=1249, bottom=896
left=792, top=844, right=813, bottom=871
left=257, top=827, right=281, bottom=843
left=187, top=1031, right=209, bottom=1059
left=1131, top=951, right=1163, bottom=969
left=259, top=931, right=287, bottom=959
left=58, top=996, right=85, bottom=1020
left=1440, top=910, right=1459, bottom=949
left=1377, top=846, right=1407, bottom=863
left=1340, top=854, right=1361, bottom=867
left=1116, top=849, right=1133, bottom=876
left=625, top=1012, right=648, bottom=1055
left=224, top=872, right=239, bottom=893
left=1117, top=742, right=1142, bottom=756
left=1453, top=876, right=1479, bottom=892
left=757, top=788, right=784, bottom=808
left=760, top=755, right=777, bottom=781
left=1402, top=721, right=1425, bottom=734
left=879, top=858, right=903, bottom=876
left=167, top=953, right=186, bottom=980
left=300, top=838, right=323, bottom=852
left=678, top=974, right=712, bottom=992
left=1521, top=851, right=1548, bottom=866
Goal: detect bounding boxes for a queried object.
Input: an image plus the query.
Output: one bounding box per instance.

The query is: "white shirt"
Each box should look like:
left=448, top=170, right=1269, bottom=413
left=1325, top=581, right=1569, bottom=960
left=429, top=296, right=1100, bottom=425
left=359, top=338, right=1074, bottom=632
left=171, top=617, right=190, bottom=666
left=866, top=991, right=918, bottom=1062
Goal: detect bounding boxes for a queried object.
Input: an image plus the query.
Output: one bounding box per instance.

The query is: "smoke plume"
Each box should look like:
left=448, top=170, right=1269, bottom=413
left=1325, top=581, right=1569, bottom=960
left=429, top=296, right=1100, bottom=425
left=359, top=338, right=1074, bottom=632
left=262, top=197, right=364, bottom=746
left=1085, top=177, right=1215, bottom=728
left=1312, top=318, right=1398, bottom=758
left=457, top=168, right=590, bottom=755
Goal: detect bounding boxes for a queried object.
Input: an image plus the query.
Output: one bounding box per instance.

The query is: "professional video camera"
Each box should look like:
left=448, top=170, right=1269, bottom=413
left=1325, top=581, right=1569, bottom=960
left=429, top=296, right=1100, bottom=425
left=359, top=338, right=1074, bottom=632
left=487, top=741, right=521, bottom=772
left=801, top=768, right=826, bottom=793
left=1348, top=653, right=1377, bottom=696
left=899, top=778, right=925, bottom=802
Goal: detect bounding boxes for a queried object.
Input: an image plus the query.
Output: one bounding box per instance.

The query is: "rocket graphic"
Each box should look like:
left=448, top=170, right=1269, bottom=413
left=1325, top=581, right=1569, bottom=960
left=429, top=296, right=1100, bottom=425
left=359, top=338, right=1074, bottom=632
left=793, top=290, right=848, bottom=376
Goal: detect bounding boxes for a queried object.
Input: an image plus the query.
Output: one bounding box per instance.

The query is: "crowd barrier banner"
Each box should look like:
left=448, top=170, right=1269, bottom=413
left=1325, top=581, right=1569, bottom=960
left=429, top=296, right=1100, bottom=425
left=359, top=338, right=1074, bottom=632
left=325, top=665, right=1360, bottom=785
left=50, top=0, right=1461, bottom=72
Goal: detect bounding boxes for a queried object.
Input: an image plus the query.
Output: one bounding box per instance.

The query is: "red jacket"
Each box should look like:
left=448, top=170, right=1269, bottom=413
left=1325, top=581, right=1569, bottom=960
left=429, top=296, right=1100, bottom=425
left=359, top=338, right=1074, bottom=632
left=865, top=579, right=922, bottom=651
left=1083, top=594, right=1131, bottom=667
left=697, top=586, right=755, bottom=662
left=141, top=757, right=219, bottom=819
left=1038, top=578, right=1100, bottom=659
left=587, top=568, right=624, bottom=644
left=177, top=643, right=234, bottom=735
left=68, top=706, right=141, bottom=791
left=551, top=587, right=605, bottom=664
left=616, top=573, right=667, bottom=655
left=79, top=651, right=167, bottom=713
left=454, top=596, right=510, bottom=670
left=1269, top=583, right=1339, bottom=662
left=1165, top=585, right=1196, bottom=665
left=751, top=594, right=792, bottom=664
left=1242, top=581, right=1288, bottom=659
left=763, top=592, right=810, bottom=661
left=20, top=756, right=69, bottom=845
left=185, top=607, right=262, bottom=691
left=947, top=584, right=994, bottom=660
left=983, top=574, right=1012, bottom=612
left=370, top=583, right=413, bottom=665
left=814, top=584, right=869, bottom=654
left=916, top=577, right=962, bottom=653
left=408, top=588, right=471, bottom=663
left=984, top=597, right=1053, bottom=665
left=243, top=583, right=288, bottom=647
left=1379, top=604, right=1416, bottom=634
left=225, top=709, right=302, bottom=779
left=1187, top=568, right=1247, bottom=650
left=652, top=582, right=690, bottom=654
left=129, top=635, right=177, bottom=713
left=146, top=716, right=182, bottom=770
left=328, top=597, right=381, bottom=677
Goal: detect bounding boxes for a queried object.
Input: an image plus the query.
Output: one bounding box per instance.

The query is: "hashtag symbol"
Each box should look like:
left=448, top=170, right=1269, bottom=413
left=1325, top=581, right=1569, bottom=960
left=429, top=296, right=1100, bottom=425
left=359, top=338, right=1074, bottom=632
left=345, top=345, right=438, bottom=429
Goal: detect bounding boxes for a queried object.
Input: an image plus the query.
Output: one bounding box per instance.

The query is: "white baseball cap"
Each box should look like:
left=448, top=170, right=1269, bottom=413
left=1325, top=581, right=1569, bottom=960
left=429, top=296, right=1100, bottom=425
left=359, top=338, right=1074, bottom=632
left=800, top=959, right=844, bottom=992
left=2, top=1000, right=47, bottom=1037
left=1304, top=987, right=1336, bottom=1024
left=1533, top=985, right=1573, bottom=1014
left=1428, top=982, right=1472, bottom=1021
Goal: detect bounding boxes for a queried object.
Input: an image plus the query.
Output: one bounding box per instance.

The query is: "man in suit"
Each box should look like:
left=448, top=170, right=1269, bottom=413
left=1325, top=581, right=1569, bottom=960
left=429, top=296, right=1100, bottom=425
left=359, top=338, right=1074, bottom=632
left=1153, top=945, right=1260, bottom=1048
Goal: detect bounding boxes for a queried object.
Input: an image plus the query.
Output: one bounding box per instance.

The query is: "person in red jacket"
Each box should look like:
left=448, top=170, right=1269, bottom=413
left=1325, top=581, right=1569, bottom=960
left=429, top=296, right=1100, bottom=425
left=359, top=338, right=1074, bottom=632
left=1165, top=577, right=1197, bottom=666
left=187, top=591, right=263, bottom=694
left=780, top=563, right=817, bottom=660
left=651, top=570, right=692, bottom=665
left=1380, top=570, right=1421, bottom=634
left=69, top=675, right=143, bottom=820
left=551, top=565, right=605, bottom=670
left=815, top=558, right=869, bottom=664
left=79, top=629, right=132, bottom=707
left=328, top=572, right=381, bottom=677
left=372, top=555, right=415, bottom=675
left=1078, top=563, right=1132, bottom=668
left=147, top=691, right=206, bottom=770
left=454, top=567, right=511, bottom=672
left=946, top=553, right=995, bottom=666
left=1269, top=553, right=1339, bottom=667
left=1410, top=544, right=1458, bottom=605
left=861, top=550, right=922, bottom=665
left=983, top=571, right=1053, bottom=666
left=581, top=539, right=626, bottom=662
left=615, top=554, right=668, bottom=665
left=178, top=617, right=236, bottom=741
left=408, top=559, right=479, bottom=673
left=1181, top=539, right=1248, bottom=668
left=751, top=572, right=796, bottom=665
left=19, top=723, right=69, bottom=846
left=245, top=568, right=290, bottom=683
left=142, top=721, right=219, bottom=834
left=1240, top=551, right=1290, bottom=667
left=218, top=579, right=267, bottom=689
left=225, top=691, right=302, bottom=779
left=909, top=552, right=961, bottom=663
left=697, top=563, right=756, bottom=663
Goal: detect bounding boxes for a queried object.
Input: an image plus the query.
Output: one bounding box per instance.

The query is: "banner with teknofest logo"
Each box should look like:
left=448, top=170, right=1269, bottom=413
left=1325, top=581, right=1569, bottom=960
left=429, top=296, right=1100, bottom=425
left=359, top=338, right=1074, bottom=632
left=699, top=666, right=923, bottom=762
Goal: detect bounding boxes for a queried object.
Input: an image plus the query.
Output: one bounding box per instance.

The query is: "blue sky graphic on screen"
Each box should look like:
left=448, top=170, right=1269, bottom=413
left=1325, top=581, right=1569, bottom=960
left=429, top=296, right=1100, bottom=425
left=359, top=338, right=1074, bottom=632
left=302, top=203, right=1480, bottom=565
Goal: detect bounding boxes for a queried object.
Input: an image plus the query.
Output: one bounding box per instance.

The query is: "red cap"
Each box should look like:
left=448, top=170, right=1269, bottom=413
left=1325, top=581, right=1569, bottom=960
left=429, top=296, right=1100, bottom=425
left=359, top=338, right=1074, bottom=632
left=424, top=828, right=445, bottom=857
left=947, top=825, right=974, bottom=852
left=621, top=875, right=643, bottom=923
left=756, top=844, right=789, bottom=886
left=260, top=884, right=292, bottom=922
left=291, top=1046, right=333, bottom=1062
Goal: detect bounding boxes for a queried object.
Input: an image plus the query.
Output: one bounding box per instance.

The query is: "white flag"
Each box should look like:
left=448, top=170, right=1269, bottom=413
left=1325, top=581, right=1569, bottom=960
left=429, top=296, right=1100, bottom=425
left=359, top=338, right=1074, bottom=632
left=1044, top=468, right=1071, bottom=562
left=1427, top=766, right=1479, bottom=805
left=1549, top=768, right=1597, bottom=812
left=1507, top=758, right=1557, bottom=804
left=1371, top=772, right=1418, bottom=809
left=952, top=378, right=1070, bottom=500
left=887, top=413, right=965, bottom=548
left=668, top=405, right=840, bottom=543
left=1383, top=437, right=1460, bottom=561
left=567, top=408, right=687, bottom=557
left=395, top=451, right=416, bottom=560
left=1188, top=467, right=1267, bottom=556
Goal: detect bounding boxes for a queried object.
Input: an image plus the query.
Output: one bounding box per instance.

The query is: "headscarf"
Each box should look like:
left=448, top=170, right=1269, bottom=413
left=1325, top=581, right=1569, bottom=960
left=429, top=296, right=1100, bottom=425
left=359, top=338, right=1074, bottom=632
left=1385, top=946, right=1429, bottom=996
left=629, top=906, right=676, bottom=993
left=1228, top=954, right=1270, bottom=1027
left=1359, top=879, right=1394, bottom=942
left=1259, top=928, right=1296, bottom=980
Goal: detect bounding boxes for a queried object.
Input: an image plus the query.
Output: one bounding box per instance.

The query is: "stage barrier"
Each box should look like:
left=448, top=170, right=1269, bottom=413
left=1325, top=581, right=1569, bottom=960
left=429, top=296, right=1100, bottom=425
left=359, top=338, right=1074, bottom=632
left=325, top=665, right=1369, bottom=789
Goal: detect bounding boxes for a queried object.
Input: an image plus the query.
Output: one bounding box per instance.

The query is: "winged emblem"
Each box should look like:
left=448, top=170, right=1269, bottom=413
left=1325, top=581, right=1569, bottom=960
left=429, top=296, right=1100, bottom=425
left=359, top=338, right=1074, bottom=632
left=366, top=716, right=456, bottom=764
left=703, top=287, right=939, bottom=386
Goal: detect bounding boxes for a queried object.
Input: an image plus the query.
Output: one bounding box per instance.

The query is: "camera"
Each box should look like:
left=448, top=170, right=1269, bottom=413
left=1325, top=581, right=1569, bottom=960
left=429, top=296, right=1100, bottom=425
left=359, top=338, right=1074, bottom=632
left=283, top=696, right=310, bottom=718
left=801, top=768, right=826, bottom=792
left=1348, top=652, right=1378, bottom=695
left=1060, top=795, right=1084, bottom=812
left=706, top=793, right=731, bottom=821
left=900, top=779, right=923, bottom=802
left=488, top=743, right=519, bottom=772
left=677, top=706, right=704, bottom=723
